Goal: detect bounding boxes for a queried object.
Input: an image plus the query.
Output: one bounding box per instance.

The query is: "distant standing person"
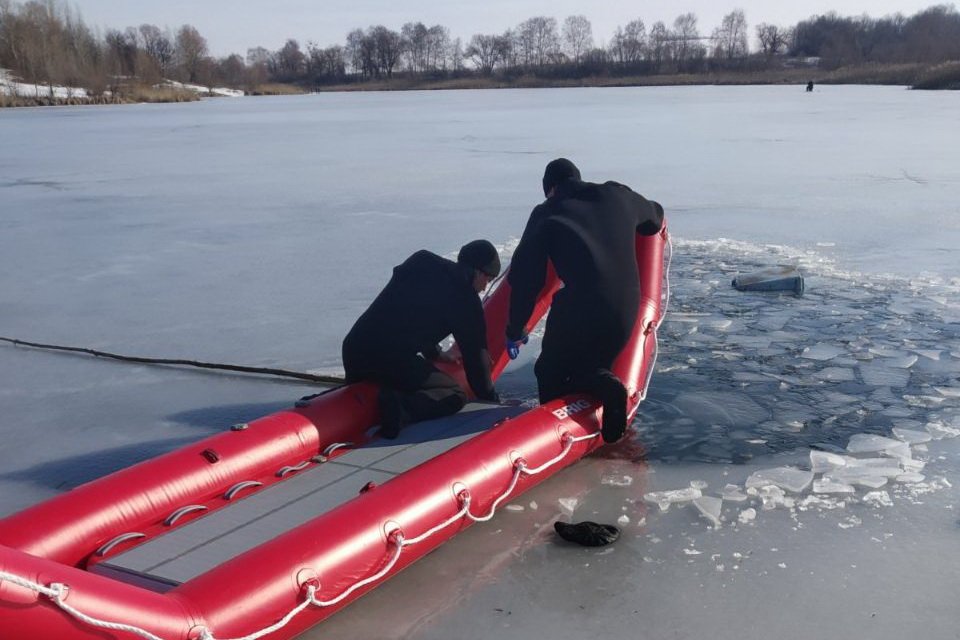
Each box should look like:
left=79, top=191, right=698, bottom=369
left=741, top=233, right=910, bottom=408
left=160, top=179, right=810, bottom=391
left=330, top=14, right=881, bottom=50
left=505, top=159, right=664, bottom=443
left=806, top=81, right=814, bottom=92
left=343, top=241, right=502, bottom=438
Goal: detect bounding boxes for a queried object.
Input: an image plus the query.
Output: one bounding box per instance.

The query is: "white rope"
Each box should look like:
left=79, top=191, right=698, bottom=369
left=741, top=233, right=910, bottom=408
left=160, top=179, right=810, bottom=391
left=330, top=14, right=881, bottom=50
left=308, top=536, right=404, bottom=608
left=0, top=571, right=178, bottom=640
left=402, top=500, right=471, bottom=546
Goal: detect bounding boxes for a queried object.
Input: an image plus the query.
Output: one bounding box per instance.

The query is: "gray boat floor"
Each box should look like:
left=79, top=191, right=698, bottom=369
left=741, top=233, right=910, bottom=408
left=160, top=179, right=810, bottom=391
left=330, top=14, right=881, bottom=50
left=92, top=403, right=524, bottom=590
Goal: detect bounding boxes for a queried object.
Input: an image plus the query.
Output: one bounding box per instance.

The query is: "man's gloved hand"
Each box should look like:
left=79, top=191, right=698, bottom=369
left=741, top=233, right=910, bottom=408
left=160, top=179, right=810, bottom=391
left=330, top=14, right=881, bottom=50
left=506, top=334, right=529, bottom=360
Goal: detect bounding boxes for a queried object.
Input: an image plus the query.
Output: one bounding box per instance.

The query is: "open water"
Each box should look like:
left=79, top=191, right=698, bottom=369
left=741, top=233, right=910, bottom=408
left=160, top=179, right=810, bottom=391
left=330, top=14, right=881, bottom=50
left=1, top=85, right=959, bottom=639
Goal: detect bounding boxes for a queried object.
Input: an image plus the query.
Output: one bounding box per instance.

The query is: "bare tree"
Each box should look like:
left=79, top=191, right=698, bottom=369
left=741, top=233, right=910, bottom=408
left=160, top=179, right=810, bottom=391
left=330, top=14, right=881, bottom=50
left=755, top=23, right=789, bottom=57
left=465, top=32, right=509, bottom=74
left=712, top=9, right=749, bottom=59
left=139, top=24, right=173, bottom=78
left=245, top=46, right=270, bottom=88
left=275, top=38, right=304, bottom=78
left=401, top=21, right=427, bottom=73
left=174, top=24, right=208, bottom=83
left=516, top=16, right=559, bottom=68
left=648, top=21, right=669, bottom=71
left=562, top=15, right=593, bottom=64
left=623, top=19, right=646, bottom=64
left=369, top=25, right=402, bottom=78
left=671, top=13, right=705, bottom=71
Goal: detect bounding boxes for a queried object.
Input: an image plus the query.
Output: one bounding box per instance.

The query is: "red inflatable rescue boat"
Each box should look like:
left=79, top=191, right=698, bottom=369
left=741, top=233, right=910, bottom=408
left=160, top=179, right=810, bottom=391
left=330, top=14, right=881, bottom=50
left=0, top=227, right=668, bottom=640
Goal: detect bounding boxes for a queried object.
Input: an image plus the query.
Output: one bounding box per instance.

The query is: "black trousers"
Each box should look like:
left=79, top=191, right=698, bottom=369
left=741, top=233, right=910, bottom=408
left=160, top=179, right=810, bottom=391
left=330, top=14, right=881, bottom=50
left=344, top=350, right=467, bottom=422
left=534, top=305, right=631, bottom=404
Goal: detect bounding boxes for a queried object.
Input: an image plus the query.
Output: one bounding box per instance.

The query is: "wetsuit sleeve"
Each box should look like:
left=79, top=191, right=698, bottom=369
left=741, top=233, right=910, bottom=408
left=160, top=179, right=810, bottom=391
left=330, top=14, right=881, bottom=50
left=637, top=199, right=665, bottom=236
left=453, top=297, right=498, bottom=401
left=506, top=206, right=549, bottom=341
left=421, top=343, right=441, bottom=360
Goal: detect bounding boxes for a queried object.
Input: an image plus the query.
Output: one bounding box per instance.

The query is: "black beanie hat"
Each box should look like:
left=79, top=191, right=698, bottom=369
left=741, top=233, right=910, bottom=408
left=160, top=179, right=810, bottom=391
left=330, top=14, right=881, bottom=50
left=458, top=239, right=501, bottom=277
left=542, top=158, right=581, bottom=196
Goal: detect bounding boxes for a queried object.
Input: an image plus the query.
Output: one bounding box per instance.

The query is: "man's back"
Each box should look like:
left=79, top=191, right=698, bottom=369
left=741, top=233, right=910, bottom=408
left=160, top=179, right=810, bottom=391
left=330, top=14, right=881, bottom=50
left=508, top=178, right=663, bottom=338
left=346, top=250, right=470, bottom=357
left=541, top=179, right=661, bottom=305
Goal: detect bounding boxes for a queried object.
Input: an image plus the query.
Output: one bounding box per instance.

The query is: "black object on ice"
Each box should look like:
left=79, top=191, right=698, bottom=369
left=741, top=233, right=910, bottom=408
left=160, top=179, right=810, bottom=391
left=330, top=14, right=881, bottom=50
left=554, top=521, right=621, bottom=547
left=731, top=265, right=804, bottom=295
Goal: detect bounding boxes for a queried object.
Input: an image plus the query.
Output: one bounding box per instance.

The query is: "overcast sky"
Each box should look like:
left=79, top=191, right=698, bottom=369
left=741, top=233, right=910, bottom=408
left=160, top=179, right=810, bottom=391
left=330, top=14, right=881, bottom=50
left=70, top=1, right=942, bottom=56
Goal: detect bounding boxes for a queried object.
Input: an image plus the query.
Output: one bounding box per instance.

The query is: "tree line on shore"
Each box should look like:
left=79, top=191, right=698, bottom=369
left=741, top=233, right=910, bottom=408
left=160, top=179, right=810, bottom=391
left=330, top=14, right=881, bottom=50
left=1, top=0, right=959, bottom=98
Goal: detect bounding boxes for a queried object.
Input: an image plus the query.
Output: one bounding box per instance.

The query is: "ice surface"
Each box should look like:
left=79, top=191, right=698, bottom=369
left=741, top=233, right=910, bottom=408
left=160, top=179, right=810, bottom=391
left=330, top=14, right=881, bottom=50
left=801, top=343, right=847, bottom=361
left=745, top=467, right=813, bottom=493
left=813, top=366, right=857, bottom=382
left=2, top=86, right=960, bottom=640
left=693, top=496, right=723, bottom=527
left=859, top=362, right=911, bottom=387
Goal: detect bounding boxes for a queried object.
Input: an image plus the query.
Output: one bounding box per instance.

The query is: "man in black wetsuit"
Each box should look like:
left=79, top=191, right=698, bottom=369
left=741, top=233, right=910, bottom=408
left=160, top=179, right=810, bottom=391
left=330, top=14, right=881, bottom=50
left=505, top=158, right=664, bottom=443
left=343, top=240, right=501, bottom=439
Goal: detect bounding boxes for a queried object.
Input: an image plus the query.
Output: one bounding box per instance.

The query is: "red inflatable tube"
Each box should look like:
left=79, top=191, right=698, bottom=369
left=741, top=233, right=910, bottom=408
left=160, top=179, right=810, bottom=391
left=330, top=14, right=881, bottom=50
left=0, top=226, right=667, bottom=640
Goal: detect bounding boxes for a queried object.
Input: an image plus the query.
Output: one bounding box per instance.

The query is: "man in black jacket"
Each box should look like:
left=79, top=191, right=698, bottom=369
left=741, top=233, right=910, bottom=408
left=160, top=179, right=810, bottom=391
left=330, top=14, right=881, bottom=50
left=506, top=158, right=664, bottom=443
left=343, top=240, right=501, bottom=438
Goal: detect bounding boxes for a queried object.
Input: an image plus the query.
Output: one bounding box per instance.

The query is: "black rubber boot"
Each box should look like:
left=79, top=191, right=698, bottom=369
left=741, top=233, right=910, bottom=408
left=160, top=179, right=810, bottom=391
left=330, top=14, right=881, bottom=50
left=377, top=388, right=407, bottom=439
left=554, top=521, right=621, bottom=547
left=582, top=370, right=628, bottom=443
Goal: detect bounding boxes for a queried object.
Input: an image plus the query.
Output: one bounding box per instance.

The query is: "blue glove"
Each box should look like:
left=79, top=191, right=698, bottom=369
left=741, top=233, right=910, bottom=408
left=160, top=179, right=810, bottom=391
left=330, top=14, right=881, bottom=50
left=506, top=334, right=529, bottom=360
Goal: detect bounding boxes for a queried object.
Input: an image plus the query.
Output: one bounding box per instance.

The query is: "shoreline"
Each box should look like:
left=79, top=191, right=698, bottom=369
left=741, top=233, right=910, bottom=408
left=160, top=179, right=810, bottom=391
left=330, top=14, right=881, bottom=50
left=2, top=63, right=957, bottom=108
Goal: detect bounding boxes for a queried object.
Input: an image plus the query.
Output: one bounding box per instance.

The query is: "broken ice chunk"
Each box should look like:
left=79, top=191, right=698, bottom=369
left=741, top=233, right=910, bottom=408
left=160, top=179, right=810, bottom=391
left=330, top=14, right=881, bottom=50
left=846, top=434, right=912, bottom=459
left=826, top=472, right=889, bottom=489
left=506, top=504, right=525, bottom=512
left=814, top=367, right=857, bottom=382
left=601, top=474, right=634, bottom=487
left=933, top=386, right=960, bottom=398
left=745, top=467, right=813, bottom=493
left=801, top=343, right=847, bottom=361
left=617, top=515, right=630, bottom=526
left=810, top=450, right=848, bottom=473
left=862, top=491, right=893, bottom=507
left=721, top=484, right=748, bottom=502
left=813, top=478, right=856, bottom=494
left=859, top=362, right=911, bottom=387
left=895, top=472, right=925, bottom=483
left=738, top=508, right=757, bottom=524
left=643, top=487, right=702, bottom=512
left=757, top=485, right=789, bottom=510
left=693, top=496, right=723, bottom=527
left=891, top=427, right=932, bottom=444
left=559, top=497, right=579, bottom=517
left=927, top=422, right=960, bottom=440
left=690, top=480, right=709, bottom=490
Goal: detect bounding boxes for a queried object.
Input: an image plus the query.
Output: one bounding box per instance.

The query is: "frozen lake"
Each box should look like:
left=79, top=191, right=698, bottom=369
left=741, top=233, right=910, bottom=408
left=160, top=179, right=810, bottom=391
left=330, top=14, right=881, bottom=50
left=1, top=85, right=959, bottom=639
